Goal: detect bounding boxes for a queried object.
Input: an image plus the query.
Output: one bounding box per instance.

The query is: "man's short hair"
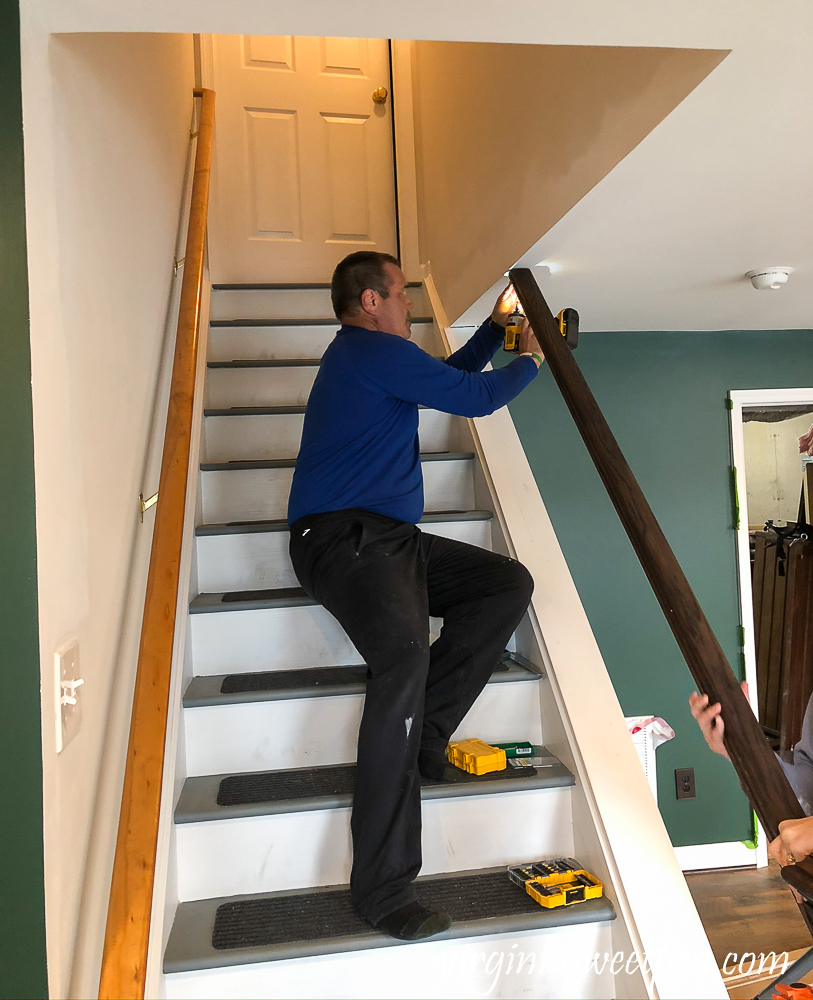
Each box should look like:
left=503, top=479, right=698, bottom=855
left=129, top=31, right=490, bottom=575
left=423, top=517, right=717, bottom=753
left=331, top=251, right=401, bottom=320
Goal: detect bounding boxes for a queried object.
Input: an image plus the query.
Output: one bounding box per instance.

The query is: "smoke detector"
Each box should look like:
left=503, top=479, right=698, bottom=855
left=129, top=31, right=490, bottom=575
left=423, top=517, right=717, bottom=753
left=745, top=267, right=793, bottom=290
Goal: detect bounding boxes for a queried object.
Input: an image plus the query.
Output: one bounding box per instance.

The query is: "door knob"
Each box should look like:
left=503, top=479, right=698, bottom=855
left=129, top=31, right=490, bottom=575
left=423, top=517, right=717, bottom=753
left=372, top=87, right=388, bottom=105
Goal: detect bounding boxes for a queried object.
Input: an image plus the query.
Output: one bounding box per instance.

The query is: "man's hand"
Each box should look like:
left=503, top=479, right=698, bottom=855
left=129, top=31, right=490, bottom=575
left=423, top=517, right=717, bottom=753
left=491, top=285, right=519, bottom=328
left=769, top=817, right=813, bottom=867
left=799, top=423, right=813, bottom=457
left=688, top=681, right=749, bottom=760
left=518, top=319, right=544, bottom=361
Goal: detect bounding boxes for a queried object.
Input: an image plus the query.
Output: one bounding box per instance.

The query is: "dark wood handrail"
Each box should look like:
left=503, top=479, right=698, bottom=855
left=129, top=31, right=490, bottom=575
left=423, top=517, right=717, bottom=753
left=98, top=88, right=215, bottom=1000
left=509, top=266, right=813, bottom=905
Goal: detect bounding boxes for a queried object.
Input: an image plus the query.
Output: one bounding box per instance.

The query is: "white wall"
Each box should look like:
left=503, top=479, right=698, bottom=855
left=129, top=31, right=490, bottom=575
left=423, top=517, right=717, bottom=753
left=744, top=413, right=813, bottom=525
left=20, top=28, right=195, bottom=998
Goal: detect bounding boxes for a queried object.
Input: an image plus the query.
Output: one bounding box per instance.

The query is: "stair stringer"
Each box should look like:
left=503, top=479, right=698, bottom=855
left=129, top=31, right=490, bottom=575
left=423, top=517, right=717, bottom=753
left=428, top=277, right=725, bottom=1000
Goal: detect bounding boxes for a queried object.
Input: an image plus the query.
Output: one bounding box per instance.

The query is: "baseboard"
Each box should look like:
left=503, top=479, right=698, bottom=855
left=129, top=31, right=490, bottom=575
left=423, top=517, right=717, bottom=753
left=674, top=840, right=764, bottom=871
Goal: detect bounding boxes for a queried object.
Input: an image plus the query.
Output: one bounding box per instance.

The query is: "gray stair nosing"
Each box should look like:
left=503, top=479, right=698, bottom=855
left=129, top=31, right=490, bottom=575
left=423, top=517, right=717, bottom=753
left=164, top=874, right=613, bottom=975
left=207, top=355, right=444, bottom=369
left=212, top=281, right=423, bottom=290
left=190, top=589, right=314, bottom=614
left=203, top=404, right=429, bottom=417
left=200, top=451, right=474, bottom=473
left=195, top=509, right=493, bottom=537
left=182, top=654, right=539, bottom=708
left=175, top=759, right=575, bottom=825
left=211, top=316, right=433, bottom=328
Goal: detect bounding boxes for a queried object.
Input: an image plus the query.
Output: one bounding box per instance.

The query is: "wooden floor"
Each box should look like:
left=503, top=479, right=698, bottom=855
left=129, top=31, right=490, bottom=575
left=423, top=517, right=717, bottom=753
left=686, top=860, right=812, bottom=996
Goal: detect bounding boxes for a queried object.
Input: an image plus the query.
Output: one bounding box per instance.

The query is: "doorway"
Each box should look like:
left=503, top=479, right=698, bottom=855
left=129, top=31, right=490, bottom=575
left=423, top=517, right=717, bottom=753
left=730, top=388, right=813, bottom=751
left=201, top=34, right=398, bottom=283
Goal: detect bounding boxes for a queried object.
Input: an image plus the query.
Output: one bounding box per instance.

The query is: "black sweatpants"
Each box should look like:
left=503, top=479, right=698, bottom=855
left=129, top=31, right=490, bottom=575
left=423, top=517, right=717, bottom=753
left=289, top=508, right=534, bottom=924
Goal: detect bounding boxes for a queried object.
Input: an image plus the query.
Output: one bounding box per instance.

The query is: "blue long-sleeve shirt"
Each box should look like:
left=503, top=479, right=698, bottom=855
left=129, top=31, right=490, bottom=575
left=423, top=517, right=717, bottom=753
left=287, top=320, right=538, bottom=525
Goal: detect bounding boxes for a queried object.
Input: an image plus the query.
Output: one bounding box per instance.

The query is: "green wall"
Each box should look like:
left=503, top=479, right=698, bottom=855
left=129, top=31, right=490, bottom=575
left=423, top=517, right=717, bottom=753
left=0, top=1, right=48, bottom=996
left=499, top=328, right=813, bottom=846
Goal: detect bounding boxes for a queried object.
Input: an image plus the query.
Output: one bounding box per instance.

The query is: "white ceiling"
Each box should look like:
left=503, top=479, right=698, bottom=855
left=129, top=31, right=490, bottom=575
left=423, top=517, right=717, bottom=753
left=457, top=13, right=813, bottom=330
left=35, top=0, right=813, bottom=332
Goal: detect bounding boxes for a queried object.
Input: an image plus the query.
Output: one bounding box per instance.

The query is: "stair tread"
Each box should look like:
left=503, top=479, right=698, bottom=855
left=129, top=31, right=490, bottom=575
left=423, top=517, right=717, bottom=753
left=183, top=650, right=542, bottom=708
left=164, top=866, right=613, bottom=973
left=195, top=508, right=493, bottom=537
left=176, top=747, right=572, bottom=824
left=211, top=316, right=433, bottom=328
left=212, top=281, right=423, bottom=290
left=207, top=356, right=445, bottom=368
left=203, top=404, right=429, bottom=416
left=200, top=451, right=474, bottom=472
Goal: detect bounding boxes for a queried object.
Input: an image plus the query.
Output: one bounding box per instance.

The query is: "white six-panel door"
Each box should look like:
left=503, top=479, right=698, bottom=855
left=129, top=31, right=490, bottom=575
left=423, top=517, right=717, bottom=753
left=209, top=35, right=397, bottom=282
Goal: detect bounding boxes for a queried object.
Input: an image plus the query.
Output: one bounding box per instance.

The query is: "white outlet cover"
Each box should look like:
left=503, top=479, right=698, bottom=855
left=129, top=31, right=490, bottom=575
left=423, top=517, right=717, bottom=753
left=55, top=639, right=82, bottom=753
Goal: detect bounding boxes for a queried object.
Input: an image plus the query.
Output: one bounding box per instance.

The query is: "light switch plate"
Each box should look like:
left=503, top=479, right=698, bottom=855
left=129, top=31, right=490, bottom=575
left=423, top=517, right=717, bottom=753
left=55, top=640, right=83, bottom=753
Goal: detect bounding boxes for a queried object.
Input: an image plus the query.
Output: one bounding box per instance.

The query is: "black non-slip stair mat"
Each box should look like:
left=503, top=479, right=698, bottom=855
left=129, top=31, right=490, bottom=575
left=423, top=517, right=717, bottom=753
left=216, top=758, right=537, bottom=808
left=219, top=654, right=509, bottom=695
left=164, top=866, right=614, bottom=973
left=195, top=508, right=493, bottom=537
left=211, top=870, right=612, bottom=952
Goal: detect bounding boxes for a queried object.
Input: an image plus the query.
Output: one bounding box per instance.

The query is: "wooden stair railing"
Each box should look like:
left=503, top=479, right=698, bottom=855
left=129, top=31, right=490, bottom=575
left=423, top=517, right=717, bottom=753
left=509, top=267, right=813, bottom=909
left=98, top=87, right=215, bottom=1000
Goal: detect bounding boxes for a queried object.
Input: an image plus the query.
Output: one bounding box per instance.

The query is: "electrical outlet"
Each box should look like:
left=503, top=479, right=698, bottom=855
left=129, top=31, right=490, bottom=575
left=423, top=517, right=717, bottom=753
left=675, top=767, right=696, bottom=800
left=55, top=640, right=84, bottom=753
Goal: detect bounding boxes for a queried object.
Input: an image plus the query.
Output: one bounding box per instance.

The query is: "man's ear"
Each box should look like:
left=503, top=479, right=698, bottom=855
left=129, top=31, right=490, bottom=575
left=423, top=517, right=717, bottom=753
left=359, top=288, right=378, bottom=314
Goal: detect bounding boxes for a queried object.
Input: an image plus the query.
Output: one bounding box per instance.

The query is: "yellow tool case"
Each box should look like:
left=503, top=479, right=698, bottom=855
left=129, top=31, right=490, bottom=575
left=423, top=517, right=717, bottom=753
left=508, top=858, right=603, bottom=909
left=446, top=738, right=506, bottom=776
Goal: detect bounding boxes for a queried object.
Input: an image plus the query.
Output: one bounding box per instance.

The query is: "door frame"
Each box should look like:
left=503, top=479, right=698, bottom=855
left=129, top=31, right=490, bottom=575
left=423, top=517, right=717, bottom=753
left=728, top=386, right=813, bottom=868
left=196, top=34, right=423, bottom=282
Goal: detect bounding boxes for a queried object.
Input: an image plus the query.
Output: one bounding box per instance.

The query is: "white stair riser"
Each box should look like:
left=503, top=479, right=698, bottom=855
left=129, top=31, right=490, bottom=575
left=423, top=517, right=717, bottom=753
left=200, top=459, right=475, bottom=524
left=206, top=367, right=318, bottom=408
left=163, top=922, right=615, bottom=1000
left=196, top=519, right=492, bottom=593
left=203, top=409, right=455, bottom=463
left=191, top=604, right=372, bottom=674
left=208, top=321, right=437, bottom=362
left=210, top=285, right=428, bottom=321
left=176, top=786, right=572, bottom=901
left=184, top=680, right=542, bottom=776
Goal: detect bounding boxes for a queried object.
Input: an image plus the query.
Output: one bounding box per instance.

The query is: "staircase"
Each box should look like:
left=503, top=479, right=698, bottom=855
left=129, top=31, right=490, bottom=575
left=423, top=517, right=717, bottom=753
left=156, top=281, right=718, bottom=999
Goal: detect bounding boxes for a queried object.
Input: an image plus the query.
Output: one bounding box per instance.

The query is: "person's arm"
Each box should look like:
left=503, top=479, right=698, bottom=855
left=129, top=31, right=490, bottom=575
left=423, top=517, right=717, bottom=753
left=444, top=319, right=506, bottom=374
left=346, top=331, right=539, bottom=418
left=800, top=422, right=813, bottom=457
left=769, top=817, right=813, bottom=866
left=445, top=284, right=537, bottom=374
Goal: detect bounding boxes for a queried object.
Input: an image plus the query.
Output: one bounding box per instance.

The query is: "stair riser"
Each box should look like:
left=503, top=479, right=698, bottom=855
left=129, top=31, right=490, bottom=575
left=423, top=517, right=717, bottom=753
left=184, top=680, right=542, bottom=776
left=202, top=409, right=456, bottom=464
left=176, top=785, right=573, bottom=901
left=208, top=321, right=437, bottom=362
left=210, top=285, right=428, bottom=321
left=163, top=922, right=614, bottom=1000
left=200, top=458, right=475, bottom=524
left=206, top=366, right=318, bottom=408
left=196, top=518, right=492, bottom=593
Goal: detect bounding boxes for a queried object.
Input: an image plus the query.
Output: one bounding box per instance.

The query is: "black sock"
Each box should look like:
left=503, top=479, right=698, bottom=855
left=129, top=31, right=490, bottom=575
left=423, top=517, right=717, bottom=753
left=418, top=740, right=450, bottom=781
left=374, top=901, right=452, bottom=941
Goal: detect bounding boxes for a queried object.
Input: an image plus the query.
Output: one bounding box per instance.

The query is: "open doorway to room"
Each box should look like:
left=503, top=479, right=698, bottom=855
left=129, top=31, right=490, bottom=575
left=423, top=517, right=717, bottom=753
left=730, top=389, right=813, bottom=756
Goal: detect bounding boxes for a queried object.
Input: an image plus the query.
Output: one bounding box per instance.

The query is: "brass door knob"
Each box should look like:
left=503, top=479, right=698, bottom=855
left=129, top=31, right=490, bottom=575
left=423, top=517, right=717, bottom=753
left=372, top=87, right=388, bottom=105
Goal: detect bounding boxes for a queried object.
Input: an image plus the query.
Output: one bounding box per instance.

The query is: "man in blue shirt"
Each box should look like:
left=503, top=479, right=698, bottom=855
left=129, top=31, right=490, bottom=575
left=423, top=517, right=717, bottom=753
left=288, top=251, right=543, bottom=942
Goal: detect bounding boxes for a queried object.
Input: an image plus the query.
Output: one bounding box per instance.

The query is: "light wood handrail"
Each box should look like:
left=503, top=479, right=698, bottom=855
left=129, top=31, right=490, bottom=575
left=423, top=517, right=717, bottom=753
left=98, top=87, right=215, bottom=1000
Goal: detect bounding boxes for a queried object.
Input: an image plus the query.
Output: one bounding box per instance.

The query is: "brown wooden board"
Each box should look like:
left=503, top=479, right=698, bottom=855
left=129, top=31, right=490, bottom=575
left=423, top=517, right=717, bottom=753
left=508, top=267, right=813, bottom=907
left=781, top=540, right=813, bottom=753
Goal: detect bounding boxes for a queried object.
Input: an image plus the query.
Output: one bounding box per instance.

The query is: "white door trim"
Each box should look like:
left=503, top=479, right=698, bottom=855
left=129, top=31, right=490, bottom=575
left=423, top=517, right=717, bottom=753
left=390, top=40, right=422, bottom=281
left=727, top=386, right=813, bottom=870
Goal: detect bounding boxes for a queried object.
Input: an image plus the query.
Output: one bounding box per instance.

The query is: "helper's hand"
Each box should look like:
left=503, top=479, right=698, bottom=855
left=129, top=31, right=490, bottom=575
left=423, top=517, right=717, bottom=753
left=688, top=681, right=749, bottom=760
left=799, top=423, right=813, bottom=457
left=491, top=285, right=519, bottom=328
left=769, top=817, right=813, bottom=868
left=518, top=319, right=544, bottom=362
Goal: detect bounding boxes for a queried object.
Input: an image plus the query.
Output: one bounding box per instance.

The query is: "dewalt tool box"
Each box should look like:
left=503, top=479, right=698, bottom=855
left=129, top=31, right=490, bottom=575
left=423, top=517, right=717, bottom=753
left=508, top=858, right=603, bottom=909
